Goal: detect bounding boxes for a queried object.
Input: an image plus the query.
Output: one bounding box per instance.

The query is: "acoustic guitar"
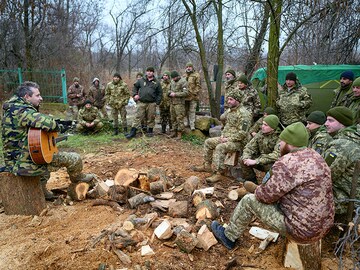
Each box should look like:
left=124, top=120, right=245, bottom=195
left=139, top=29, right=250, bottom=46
left=28, top=128, right=68, bottom=164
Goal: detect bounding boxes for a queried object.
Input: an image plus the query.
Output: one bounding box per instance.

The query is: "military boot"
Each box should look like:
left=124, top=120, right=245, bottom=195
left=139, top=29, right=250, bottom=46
left=71, top=173, right=95, bottom=183
left=191, top=163, right=212, bottom=173
left=113, top=127, right=119, bottom=136
left=244, top=181, right=258, bottom=193
left=123, top=126, right=128, bottom=133
left=41, top=181, right=56, bottom=201
left=125, top=127, right=137, bottom=139
left=146, top=127, right=154, bottom=137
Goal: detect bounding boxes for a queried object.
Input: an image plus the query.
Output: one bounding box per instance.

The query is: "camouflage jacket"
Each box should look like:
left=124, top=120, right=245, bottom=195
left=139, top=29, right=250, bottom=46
left=184, top=71, right=201, bottom=101
left=242, top=129, right=281, bottom=165
left=222, top=105, right=252, bottom=145
left=308, top=125, right=332, bottom=155
left=67, top=83, right=85, bottom=106
left=169, top=78, right=188, bottom=105
left=105, top=80, right=130, bottom=109
left=78, top=106, right=101, bottom=126
left=160, top=80, right=172, bottom=108
left=331, top=84, right=352, bottom=108
left=238, top=86, right=262, bottom=119
left=323, top=126, right=360, bottom=214
left=248, top=116, right=264, bottom=135
left=255, top=148, right=334, bottom=244
left=344, top=94, right=360, bottom=124
left=132, top=76, right=162, bottom=104
left=276, top=82, right=312, bottom=126
left=87, top=84, right=106, bottom=108
left=1, top=96, right=59, bottom=175
left=224, top=79, right=237, bottom=97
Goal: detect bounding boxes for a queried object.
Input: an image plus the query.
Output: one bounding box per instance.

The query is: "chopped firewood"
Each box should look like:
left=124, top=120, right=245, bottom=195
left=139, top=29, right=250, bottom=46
left=154, top=192, right=174, bottom=199
left=259, top=235, right=275, bottom=251
left=138, top=174, right=150, bottom=191
left=171, top=184, right=184, bottom=193
left=192, top=187, right=214, bottom=196
left=168, top=201, right=188, bottom=218
left=183, top=176, right=200, bottom=195
left=122, top=221, right=135, bottom=231
left=108, top=185, right=128, bottom=203
left=196, top=224, right=218, bottom=251
left=150, top=181, right=166, bottom=195
left=67, top=182, right=90, bottom=201
left=128, top=193, right=155, bottom=209
left=195, top=199, right=218, bottom=220
left=228, top=188, right=244, bottom=201
left=140, top=245, right=155, bottom=256
left=112, top=246, right=131, bottom=264
left=225, top=257, right=238, bottom=270
left=92, top=199, right=123, bottom=212
left=114, top=168, right=139, bottom=186
left=150, top=199, right=176, bottom=211
left=192, top=191, right=205, bottom=207
left=147, top=167, right=168, bottom=183
left=175, top=229, right=198, bottom=253
left=95, top=181, right=110, bottom=197
left=154, top=219, right=173, bottom=240
left=224, top=151, right=239, bottom=166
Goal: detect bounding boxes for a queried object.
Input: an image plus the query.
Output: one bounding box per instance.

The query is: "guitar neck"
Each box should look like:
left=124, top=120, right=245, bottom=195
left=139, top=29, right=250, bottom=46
left=54, top=135, right=68, bottom=144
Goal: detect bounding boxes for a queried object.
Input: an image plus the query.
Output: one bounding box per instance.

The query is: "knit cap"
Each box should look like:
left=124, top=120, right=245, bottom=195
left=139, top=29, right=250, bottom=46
left=163, top=71, right=171, bottom=77
left=264, top=115, right=279, bottom=130
left=327, top=106, right=354, bottom=127
left=146, top=66, right=155, bottom=72
left=279, top=122, right=309, bottom=147
left=340, top=70, right=354, bottom=81
left=264, top=107, right=277, bottom=115
left=171, top=70, right=180, bottom=78
left=237, top=74, right=249, bottom=85
left=352, top=77, right=360, bottom=87
left=307, top=111, right=326, bottom=125
left=73, top=77, right=80, bottom=82
left=186, top=62, right=193, bottom=67
left=113, top=73, right=121, bottom=78
left=225, top=69, right=236, bottom=77
left=227, top=91, right=242, bottom=103
left=285, top=72, right=297, bottom=82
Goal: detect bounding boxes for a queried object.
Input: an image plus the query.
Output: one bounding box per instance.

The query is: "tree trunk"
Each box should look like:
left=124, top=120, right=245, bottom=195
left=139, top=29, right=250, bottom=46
left=0, top=172, right=46, bottom=215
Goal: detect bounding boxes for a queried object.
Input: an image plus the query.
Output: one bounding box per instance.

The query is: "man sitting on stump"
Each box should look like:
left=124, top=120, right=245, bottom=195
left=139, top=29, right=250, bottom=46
left=76, top=100, right=104, bottom=134
left=1, top=81, right=94, bottom=200
left=211, top=122, right=334, bottom=249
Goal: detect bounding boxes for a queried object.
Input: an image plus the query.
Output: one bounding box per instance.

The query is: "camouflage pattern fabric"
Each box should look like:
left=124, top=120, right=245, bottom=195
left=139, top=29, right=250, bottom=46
left=1, top=95, right=58, bottom=175
left=76, top=106, right=103, bottom=132
left=323, top=126, right=360, bottom=214
left=331, top=84, right=352, bottom=108
left=254, top=148, right=334, bottom=244
left=111, top=107, right=127, bottom=129
left=160, top=80, right=172, bottom=130
left=170, top=77, right=188, bottom=132
left=132, top=102, right=156, bottom=129
left=67, top=83, right=85, bottom=106
left=276, top=82, right=312, bottom=126
left=185, top=100, right=197, bottom=129
left=224, top=79, right=237, bottom=97
left=184, top=71, right=201, bottom=101
left=308, top=125, right=332, bottom=155
left=225, top=194, right=287, bottom=242
left=236, top=86, right=261, bottom=119
left=344, top=95, right=360, bottom=124
left=248, top=116, right=264, bottom=136
left=87, top=84, right=106, bottom=109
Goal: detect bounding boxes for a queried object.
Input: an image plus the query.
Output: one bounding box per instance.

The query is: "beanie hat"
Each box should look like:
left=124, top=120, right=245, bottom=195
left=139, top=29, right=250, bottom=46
left=227, top=91, right=242, bottom=103
left=84, top=100, right=92, bottom=105
left=171, top=70, right=180, bottom=78
left=237, top=74, right=249, bottom=85
left=340, top=70, right=354, bottom=81
left=307, top=111, right=326, bottom=125
left=264, top=107, right=277, bottom=115
left=146, top=66, right=155, bottom=72
left=92, top=77, right=100, bottom=83
left=327, top=106, right=354, bottom=127
left=73, top=77, right=80, bottom=82
left=352, top=77, right=360, bottom=87
left=113, top=73, right=121, bottom=78
left=186, top=62, right=193, bottom=67
left=136, top=72, right=143, bottom=77
left=285, top=72, right=297, bottom=82
left=163, top=71, right=171, bottom=77
left=225, top=69, right=236, bottom=77
left=279, top=122, right=309, bottom=147
left=263, top=115, right=279, bottom=130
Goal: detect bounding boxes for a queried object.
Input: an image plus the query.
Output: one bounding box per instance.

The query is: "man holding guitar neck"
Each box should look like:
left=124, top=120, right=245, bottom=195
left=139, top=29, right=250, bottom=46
left=1, top=81, right=94, bottom=200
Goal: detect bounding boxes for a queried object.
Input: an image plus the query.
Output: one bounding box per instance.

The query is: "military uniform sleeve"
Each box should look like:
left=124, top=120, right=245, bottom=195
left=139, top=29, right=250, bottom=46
left=300, top=87, right=312, bottom=109
left=256, top=140, right=280, bottom=165
left=323, top=141, right=349, bottom=182
left=93, top=108, right=101, bottom=125
left=104, top=84, right=111, bottom=101
left=132, top=80, right=141, bottom=97
left=249, top=117, right=263, bottom=135
left=253, top=90, right=262, bottom=117
left=242, top=135, right=260, bottom=160
left=175, top=80, right=189, bottom=98
left=19, top=110, right=58, bottom=131
left=77, top=109, right=87, bottom=126
left=67, top=86, right=77, bottom=99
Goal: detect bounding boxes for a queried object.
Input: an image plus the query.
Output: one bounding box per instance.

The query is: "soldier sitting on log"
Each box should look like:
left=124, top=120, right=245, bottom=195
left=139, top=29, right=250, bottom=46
left=1, top=81, right=94, bottom=200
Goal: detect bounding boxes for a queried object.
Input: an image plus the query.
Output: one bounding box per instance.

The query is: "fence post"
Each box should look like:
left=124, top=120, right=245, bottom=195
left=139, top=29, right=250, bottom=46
left=61, top=68, right=67, bottom=104
left=17, top=67, right=23, bottom=83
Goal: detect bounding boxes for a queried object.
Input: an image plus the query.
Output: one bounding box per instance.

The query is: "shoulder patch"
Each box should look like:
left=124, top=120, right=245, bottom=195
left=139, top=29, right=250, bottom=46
left=262, top=169, right=272, bottom=184
left=325, top=151, right=337, bottom=166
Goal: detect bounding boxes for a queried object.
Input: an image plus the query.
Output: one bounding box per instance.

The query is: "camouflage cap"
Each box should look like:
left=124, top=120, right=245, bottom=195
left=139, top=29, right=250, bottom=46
left=227, top=90, right=242, bottom=103
left=264, top=107, right=277, bottom=115
left=136, top=72, right=144, bottom=77
left=146, top=66, right=155, bottom=72
left=163, top=71, right=171, bottom=77
left=327, top=106, right=354, bottom=127
left=73, top=77, right=80, bottom=82
left=279, top=122, right=309, bottom=147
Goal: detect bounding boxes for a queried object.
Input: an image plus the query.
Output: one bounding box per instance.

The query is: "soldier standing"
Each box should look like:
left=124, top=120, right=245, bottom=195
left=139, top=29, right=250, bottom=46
left=76, top=100, right=104, bottom=134
left=66, top=77, right=85, bottom=121
left=126, top=67, right=162, bottom=139
left=331, top=70, right=354, bottom=108
left=168, top=71, right=188, bottom=139
left=160, top=71, right=172, bottom=134
left=87, top=77, right=107, bottom=119
left=323, top=106, right=360, bottom=215
left=105, top=73, right=130, bottom=135
left=224, top=69, right=237, bottom=97
left=276, top=72, right=312, bottom=126
left=344, top=77, right=360, bottom=124
left=306, top=111, right=332, bottom=155
left=211, top=122, right=334, bottom=249
left=1, top=81, right=94, bottom=200
left=184, top=62, right=201, bottom=131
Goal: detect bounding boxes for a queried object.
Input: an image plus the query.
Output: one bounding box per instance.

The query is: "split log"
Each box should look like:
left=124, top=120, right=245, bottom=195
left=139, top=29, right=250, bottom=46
left=127, top=193, right=154, bottom=209
left=195, top=199, right=218, bottom=220
left=150, top=181, right=166, bottom=195
left=283, top=239, right=321, bottom=270
left=228, top=188, right=247, bottom=201
left=92, top=199, right=123, bottom=212
left=114, top=168, right=139, bottom=186
left=192, top=187, right=214, bottom=196
left=183, top=176, right=200, bottom=195
left=67, top=182, right=90, bottom=201
left=175, top=229, right=198, bottom=253
left=108, top=185, right=128, bottom=203
left=168, top=201, right=188, bottom=218
left=154, top=219, right=173, bottom=240
left=150, top=199, right=176, bottom=211
left=0, top=173, right=46, bottom=216
left=154, top=192, right=174, bottom=199
left=224, top=152, right=239, bottom=166
left=196, top=224, right=218, bottom=251
left=138, top=174, right=150, bottom=191
left=192, top=191, right=205, bottom=207
left=147, top=167, right=168, bottom=182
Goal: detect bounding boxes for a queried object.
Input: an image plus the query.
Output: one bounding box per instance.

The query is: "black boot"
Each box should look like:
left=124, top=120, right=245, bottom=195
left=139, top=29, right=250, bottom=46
left=161, top=124, right=166, bottom=133
left=123, top=127, right=128, bottom=133
left=146, top=127, right=154, bottom=137
left=113, top=127, right=119, bottom=136
left=125, top=127, right=137, bottom=139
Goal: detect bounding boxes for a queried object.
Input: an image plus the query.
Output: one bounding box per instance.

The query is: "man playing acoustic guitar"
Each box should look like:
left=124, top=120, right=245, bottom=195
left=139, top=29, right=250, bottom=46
left=1, top=81, right=94, bottom=200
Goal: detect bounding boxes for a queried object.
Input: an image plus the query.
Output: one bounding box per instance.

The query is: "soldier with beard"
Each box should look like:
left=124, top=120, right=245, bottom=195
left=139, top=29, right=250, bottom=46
left=66, top=77, right=85, bottom=121
left=223, top=69, right=237, bottom=97
left=211, top=122, right=334, bottom=249
left=331, top=70, right=354, bottom=108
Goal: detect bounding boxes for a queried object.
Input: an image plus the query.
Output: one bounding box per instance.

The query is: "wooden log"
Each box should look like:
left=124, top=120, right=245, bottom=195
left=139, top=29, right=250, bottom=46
left=149, top=181, right=166, bottom=195
left=114, top=168, right=139, bottom=186
left=154, top=219, right=173, bottom=240
left=224, top=152, right=239, bottom=166
left=192, top=191, right=205, bottom=207
left=0, top=172, right=46, bottom=216
left=127, top=193, right=154, bottom=209
left=228, top=187, right=248, bottom=201
left=67, top=182, right=90, bottom=201
left=196, top=224, right=218, bottom=251
left=108, top=185, right=128, bottom=203
left=175, top=229, right=198, bottom=253
left=91, top=199, right=123, bottom=212
left=168, top=201, right=188, bottom=218
left=195, top=199, right=218, bottom=220
left=183, top=176, right=200, bottom=195
left=283, top=239, right=322, bottom=270
left=138, top=174, right=150, bottom=191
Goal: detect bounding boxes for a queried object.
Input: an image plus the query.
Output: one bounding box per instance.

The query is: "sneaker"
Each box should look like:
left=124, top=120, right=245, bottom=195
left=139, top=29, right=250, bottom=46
left=211, top=221, right=235, bottom=250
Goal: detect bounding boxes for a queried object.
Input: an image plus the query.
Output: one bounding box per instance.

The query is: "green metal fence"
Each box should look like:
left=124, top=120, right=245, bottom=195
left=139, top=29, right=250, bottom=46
left=0, top=68, right=67, bottom=103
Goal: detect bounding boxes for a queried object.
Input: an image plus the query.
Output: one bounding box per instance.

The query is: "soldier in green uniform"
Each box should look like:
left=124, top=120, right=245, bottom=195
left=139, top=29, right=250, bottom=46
left=184, top=62, right=201, bottom=131
left=344, top=77, right=360, bottom=124
left=306, top=111, right=332, bottom=155
left=236, top=74, right=261, bottom=120
left=160, top=71, right=172, bottom=133
left=87, top=77, right=107, bottom=119
left=168, top=71, right=188, bottom=139
left=331, top=70, right=354, bottom=108
left=276, top=72, right=312, bottom=126
left=105, top=73, right=130, bottom=135
left=211, top=122, right=334, bottom=249
left=249, top=107, right=277, bottom=137
left=323, top=106, right=360, bottom=215
left=76, top=100, right=104, bottom=134
left=1, top=81, right=94, bottom=200
left=66, top=77, right=85, bottom=121
left=224, top=69, right=237, bottom=97
left=193, top=91, right=252, bottom=183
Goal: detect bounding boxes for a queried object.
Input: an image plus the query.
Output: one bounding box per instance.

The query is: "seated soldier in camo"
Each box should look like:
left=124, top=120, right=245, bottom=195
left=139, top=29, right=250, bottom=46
left=76, top=100, right=104, bottom=134
left=249, top=106, right=277, bottom=137
left=192, top=91, right=252, bottom=183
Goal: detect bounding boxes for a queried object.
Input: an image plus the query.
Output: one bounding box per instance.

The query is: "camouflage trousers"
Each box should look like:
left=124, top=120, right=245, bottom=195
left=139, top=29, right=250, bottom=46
left=160, top=105, right=172, bottom=130
left=111, top=105, right=127, bottom=129
left=225, top=194, right=287, bottom=242
left=97, top=105, right=109, bottom=120
left=185, top=100, right=197, bottom=129
left=204, top=137, right=242, bottom=172
left=76, top=122, right=104, bottom=133
left=66, top=105, right=80, bottom=121
left=40, top=152, right=84, bottom=183
left=238, top=161, right=273, bottom=183
left=171, top=104, right=185, bottom=132
left=132, top=102, right=156, bottom=129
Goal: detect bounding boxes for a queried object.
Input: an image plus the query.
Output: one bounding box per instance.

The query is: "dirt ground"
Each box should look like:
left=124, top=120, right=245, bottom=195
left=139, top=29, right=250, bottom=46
left=0, top=135, right=353, bottom=270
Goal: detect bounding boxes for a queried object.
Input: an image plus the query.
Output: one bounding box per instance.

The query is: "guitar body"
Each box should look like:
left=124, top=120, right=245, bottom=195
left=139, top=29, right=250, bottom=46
left=28, top=128, right=59, bottom=164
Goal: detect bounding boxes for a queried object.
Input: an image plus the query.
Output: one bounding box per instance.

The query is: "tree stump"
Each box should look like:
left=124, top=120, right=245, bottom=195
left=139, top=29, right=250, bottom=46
left=67, top=182, right=90, bottom=201
left=283, top=239, right=321, bottom=270
left=0, top=172, right=46, bottom=215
